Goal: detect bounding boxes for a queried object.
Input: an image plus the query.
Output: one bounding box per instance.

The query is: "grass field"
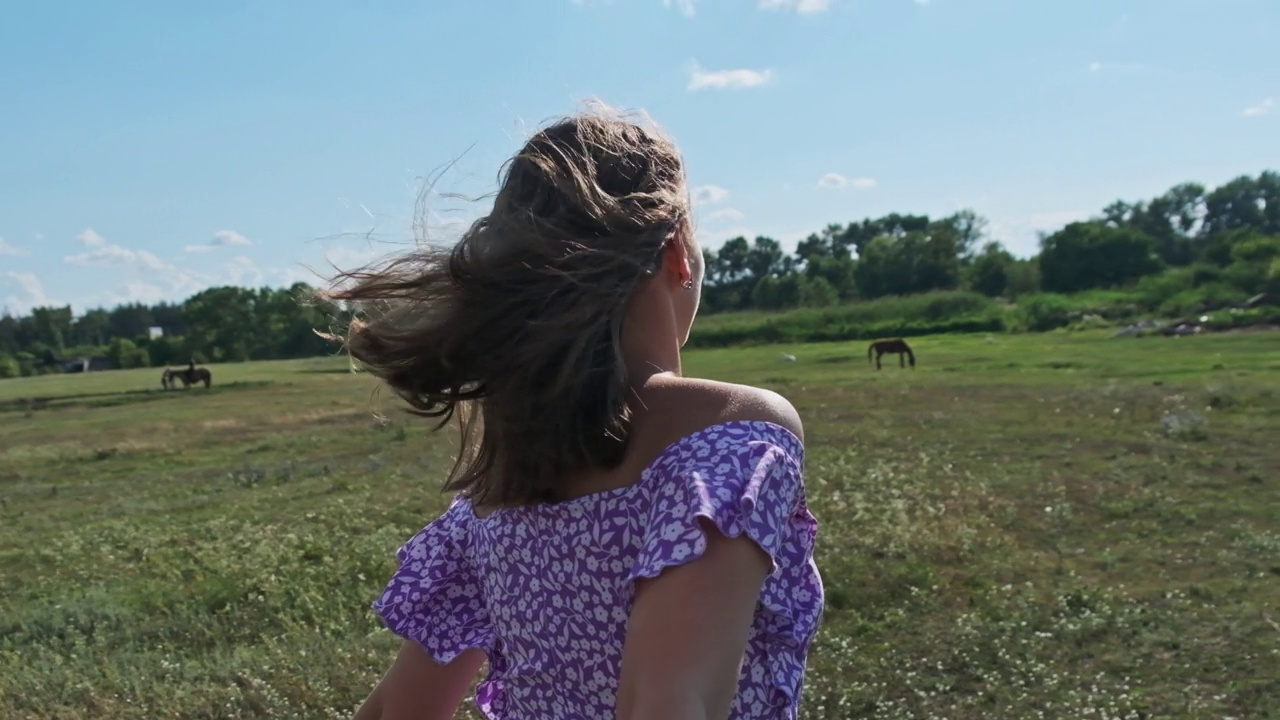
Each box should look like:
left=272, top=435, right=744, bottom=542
left=2, top=331, right=1278, bottom=719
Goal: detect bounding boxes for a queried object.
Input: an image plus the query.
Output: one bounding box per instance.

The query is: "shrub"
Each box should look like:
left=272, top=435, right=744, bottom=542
left=0, top=354, right=19, bottom=379
left=1016, top=294, right=1074, bottom=332
left=688, top=291, right=1004, bottom=347
left=1158, top=283, right=1249, bottom=316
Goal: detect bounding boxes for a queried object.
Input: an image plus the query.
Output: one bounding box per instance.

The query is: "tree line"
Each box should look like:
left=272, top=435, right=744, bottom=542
left=0, top=284, right=341, bottom=378
left=700, top=170, right=1279, bottom=313
left=1, top=171, right=1277, bottom=379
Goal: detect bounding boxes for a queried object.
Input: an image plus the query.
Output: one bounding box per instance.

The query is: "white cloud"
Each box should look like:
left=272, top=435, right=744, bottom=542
left=1087, top=61, right=1154, bottom=75
left=3, top=271, right=53, bottom=314
left=225, top=255, right=265, bottom=287
left=663, top=0, right=695, bottom=16
left=76, top=228, right=107, bottom=248
left=62, top=229, right=203, bottom=303
left=707, top=208, right=746, bottom=223
left=759, top=0, right=830, bottom=13
left=817, top=173, right=877, bottom=190
left=691, top=184, right=730, bottom=205
left=0, top=236, right=28, bottom=256
left=185, top=229, right=253, bottom=254
left=687, top=61, right=774, bottom=91
left=1243, top=98, right=1274, bottom=117
left=64, top=235, right=166, bottom=271
left=818, top=172, right=848, bottom=189
left=212, top=230, right=252, bottom=246
left=25, top=229, right=317, bottom=312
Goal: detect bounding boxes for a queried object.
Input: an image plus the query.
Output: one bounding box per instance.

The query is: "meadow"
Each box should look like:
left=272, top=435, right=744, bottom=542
left=1, top=330, right=1277, bottom=719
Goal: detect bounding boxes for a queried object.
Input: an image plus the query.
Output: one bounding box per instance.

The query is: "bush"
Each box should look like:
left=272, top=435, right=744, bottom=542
left=106, top=338, right=151, bottom=370
left=799, top=276, right=839, bottom=308
left=689, top=291, right=1004, bottom=347
left=14, top=352, right=37, bottom=377
left=0, top=354, right=19, bottom=379
left=1158, top=283, right=1249, bottom=316
left=1016, top=294, right=1074, bottom=332
left=753, top=275, right=845, bottom=310
left=1266, top=259, right=1280, bottom=298
left=1136, top=263, right=1223, bottom=308
left=1004, top=258, right=1041, bottom=299
left=1222, top=262, right=1267, bottom=295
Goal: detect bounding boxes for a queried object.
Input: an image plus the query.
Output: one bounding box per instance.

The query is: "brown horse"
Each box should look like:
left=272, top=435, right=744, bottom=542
left=868, top=338, right=916, bottom=370
left=163, top=366, right=213, bottom=389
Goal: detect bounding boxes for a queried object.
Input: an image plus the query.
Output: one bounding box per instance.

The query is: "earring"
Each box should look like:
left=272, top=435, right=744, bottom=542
left=682, top=278, right=694, bottom=290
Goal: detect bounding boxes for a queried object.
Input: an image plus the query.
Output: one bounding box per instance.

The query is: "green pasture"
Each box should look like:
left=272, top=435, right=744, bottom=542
left=1, top=331, right=1277, bottom=719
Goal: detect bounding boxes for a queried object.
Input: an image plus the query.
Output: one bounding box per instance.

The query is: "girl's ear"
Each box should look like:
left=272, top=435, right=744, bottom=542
left=662, top=230, right=693, bottom=287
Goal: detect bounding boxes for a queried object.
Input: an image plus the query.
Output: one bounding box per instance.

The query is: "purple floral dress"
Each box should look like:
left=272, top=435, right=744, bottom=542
left=374, top=420, right=824, bottom=719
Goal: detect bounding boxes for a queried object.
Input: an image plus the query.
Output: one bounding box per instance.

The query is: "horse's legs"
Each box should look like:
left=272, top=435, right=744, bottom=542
left=900, top=352, right=905, bottom=368
left=875, top=350, right=882, bottom=370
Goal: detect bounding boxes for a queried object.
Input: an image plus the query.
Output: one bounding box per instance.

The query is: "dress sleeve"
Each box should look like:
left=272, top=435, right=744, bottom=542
left=371, top=498, right=495, bottom=664
left=628, top=421, right=808, bottom=582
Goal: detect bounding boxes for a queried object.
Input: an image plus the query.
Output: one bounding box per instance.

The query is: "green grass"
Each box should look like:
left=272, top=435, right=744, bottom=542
left=2, top=333, right=1278, bottom=719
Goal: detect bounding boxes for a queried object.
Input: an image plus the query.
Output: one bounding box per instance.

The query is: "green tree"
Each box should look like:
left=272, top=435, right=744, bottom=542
left=931, top=209, right=987, bottom=260
left=803, top=256, right=857, bottom=300
left=108, top=303, right=154, bottom=340
left=182, top=287, right=256, bottom=361
left=0, top=314, right=17, bottom=354
left=1039, top=222, right=1163, bottom=293
left=746, top=236, right=786, bottom=282
left=799, top=276, right=839, bottom=307
left=853, top=230, right=962, bottom=298
left=1004, top=257, right=1041, bottom=298
left=29, top=306, right=73, bottom=352
left=71, top=308, right=111, bottom=347
left=106, top=337, right=150, bottom=369
left=840, top=214, right=929, bottom=257
left=1201, top=174, right=1265, bottom=239
left=968, top=242, right=1015, bottom=297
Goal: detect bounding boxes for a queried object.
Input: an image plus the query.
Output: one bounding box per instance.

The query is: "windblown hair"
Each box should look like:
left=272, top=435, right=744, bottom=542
left=321, top=104, right=691, bottom=508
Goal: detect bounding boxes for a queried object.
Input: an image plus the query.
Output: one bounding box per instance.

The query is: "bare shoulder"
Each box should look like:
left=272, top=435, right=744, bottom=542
left=638, top=376, right=804, bottom=446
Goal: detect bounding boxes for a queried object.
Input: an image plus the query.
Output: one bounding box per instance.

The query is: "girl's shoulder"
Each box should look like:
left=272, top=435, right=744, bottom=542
left=637, top=376, right=804, bottom=452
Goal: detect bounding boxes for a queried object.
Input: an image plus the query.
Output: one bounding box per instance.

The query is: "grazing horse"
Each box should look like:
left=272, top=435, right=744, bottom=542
left=868, top=338, right=916, bottom=370
left=163, top=366, right=213, bottom=389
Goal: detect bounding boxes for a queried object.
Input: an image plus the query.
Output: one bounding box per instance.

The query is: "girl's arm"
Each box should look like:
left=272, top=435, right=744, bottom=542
left=614, top=521, right=773, bottom=720
left=354, top=642, right=486, bottom=720
left=616, top=385, right=804, bottom=720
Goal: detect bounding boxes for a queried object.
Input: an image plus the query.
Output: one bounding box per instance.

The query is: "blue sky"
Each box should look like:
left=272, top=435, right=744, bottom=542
left=1, top=0, right=1277, bottom=314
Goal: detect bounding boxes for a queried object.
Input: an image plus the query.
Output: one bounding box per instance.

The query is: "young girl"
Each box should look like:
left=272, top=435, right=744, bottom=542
left=327, top=104, right=823, bottom=720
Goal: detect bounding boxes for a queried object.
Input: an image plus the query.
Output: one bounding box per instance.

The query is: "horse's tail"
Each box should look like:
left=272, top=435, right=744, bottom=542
left=868, top=341, right=875, bottom=363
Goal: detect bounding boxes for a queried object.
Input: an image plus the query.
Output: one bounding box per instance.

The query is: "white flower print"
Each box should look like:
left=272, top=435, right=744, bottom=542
left=372, top=420, right=822, bottom=720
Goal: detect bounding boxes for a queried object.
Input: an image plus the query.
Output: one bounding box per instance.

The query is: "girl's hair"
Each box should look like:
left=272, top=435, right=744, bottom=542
left=321, top=104, right=691, bottom=507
